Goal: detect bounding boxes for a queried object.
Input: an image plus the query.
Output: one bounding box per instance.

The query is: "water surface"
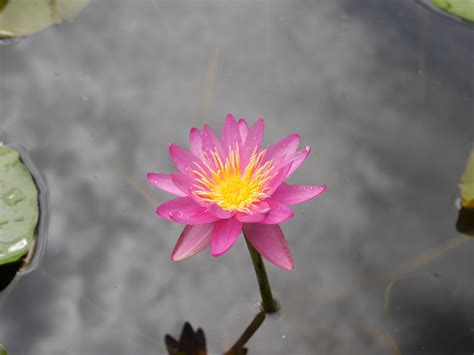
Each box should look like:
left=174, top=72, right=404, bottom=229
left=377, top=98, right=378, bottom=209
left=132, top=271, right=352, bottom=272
left=0, top=0, right=473, bottom=354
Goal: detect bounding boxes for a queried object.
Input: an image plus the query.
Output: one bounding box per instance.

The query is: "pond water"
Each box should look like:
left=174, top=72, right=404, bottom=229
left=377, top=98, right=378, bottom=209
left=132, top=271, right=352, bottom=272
left=0, top=0, right=473, bottom=354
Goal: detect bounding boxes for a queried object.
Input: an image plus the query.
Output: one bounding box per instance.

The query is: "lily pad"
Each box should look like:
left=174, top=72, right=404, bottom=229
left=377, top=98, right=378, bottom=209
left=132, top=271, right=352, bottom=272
left=0, top=0, right=89, bottom=39
left=0, top=145, right=39, bottom=266
left=459, top=149, right=474, bottom=208
left=0, top=0, right=7, bottom=12
left=431, top=0, right=474, bottom=22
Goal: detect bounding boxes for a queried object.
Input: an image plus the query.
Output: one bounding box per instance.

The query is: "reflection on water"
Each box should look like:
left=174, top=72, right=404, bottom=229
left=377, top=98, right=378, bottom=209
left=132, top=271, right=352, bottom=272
left=166, top=312, right=265, bottom=355
left=1, top=0, right=473, bottom=354
left=224, top=312, right=265, bottom=355
left=385, top=273, right=474, bottom=354
left=165, top=322, right=206, bottom=355
left=383, top=149, right=474, bottom=353
left=0, top=37, right=20, bottom=46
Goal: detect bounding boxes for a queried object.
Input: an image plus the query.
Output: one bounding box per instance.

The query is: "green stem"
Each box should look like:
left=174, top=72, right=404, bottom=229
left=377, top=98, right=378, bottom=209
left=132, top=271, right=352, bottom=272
left=244, top=235, right=279, bottom=313
left=225, top=311, right=265, bottom=354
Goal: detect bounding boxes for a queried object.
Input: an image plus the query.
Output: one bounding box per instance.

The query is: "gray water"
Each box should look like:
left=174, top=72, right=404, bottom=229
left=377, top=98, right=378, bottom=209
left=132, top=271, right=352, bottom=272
left=0, top=0, right=473, bottom=354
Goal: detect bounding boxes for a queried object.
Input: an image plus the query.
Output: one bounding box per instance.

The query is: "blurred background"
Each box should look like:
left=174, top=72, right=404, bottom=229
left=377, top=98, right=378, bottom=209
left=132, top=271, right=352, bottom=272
left=0, top=0, right=473, bottom=354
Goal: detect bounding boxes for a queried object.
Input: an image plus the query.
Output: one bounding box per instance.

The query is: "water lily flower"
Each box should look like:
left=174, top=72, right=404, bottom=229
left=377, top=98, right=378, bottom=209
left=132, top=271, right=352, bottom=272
left=148, top=114, right=326, bottom=271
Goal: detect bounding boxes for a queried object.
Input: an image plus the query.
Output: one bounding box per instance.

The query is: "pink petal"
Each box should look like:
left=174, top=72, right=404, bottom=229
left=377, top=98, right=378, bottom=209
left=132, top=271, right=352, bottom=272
left=171, top=172, right=194, bottom=196
left=236, top=212, right=268, bottom=223
left=238, top=119, right=249, bottom=143
left=241, top=118, right=264, bottom=167
left=208, top=203, right=236, bottom=219
left=189, top=128, right=204, bottom=160
left=188, top=185, right=209, bottom=207
left=147, top=173, right=187, bottom=197
left=250, top=201, right=271, bottom=214
left=157, top=197, right=218, bottom=224
left=243, top=223, right=294, bottom=271
left=260, top=200, right=294, bottom=224
left=169, top=144, right=202, bottom=176
left=265, top=133, right=300, bottom=162
left=267, top=162, right=292, bottom=195
left=221, top=114, right=241, bottom=153
left=247, top=118, right=265, bottom=145
left=236, top=201, right=271, bottom=223
left=201, top=124, right=224, bottom=157
left=171, top=223, right=214, bottom=261
left=271, top=183, right=327, bottom=206
left=284, top=146, right=311, bottom=178
left=210, top=217, right=242, bottom=256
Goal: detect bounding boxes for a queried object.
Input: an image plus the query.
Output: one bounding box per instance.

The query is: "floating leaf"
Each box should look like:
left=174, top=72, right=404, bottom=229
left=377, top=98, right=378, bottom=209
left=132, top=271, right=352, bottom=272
left=455, top=149, right=474, bottom=237
left=0, top=0, right=8, bottom=12
left=0, top=0, right=89, bottom=39
left=431, top=0, right=474, bottom=22
left=0, top=145, right=38, bottom=266
left=459, top=149, right=474, bottom=208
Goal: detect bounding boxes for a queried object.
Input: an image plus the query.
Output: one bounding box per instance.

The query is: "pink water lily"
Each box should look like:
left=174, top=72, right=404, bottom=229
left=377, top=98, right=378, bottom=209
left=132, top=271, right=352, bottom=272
left=148, top=114, right=326, bottom=270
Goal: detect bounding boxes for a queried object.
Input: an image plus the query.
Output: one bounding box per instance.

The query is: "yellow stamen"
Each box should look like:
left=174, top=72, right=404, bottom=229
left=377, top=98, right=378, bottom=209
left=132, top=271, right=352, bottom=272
left=191, top=144, right=275, bottom=212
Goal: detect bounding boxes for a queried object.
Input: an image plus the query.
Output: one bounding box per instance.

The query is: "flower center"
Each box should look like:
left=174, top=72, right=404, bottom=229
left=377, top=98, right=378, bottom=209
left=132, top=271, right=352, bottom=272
left=191, top=145, right=275, bottom=212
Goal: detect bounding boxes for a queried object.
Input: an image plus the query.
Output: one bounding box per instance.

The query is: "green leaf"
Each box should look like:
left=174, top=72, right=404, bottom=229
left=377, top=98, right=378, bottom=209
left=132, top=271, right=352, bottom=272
left=0, top=0, right=88, bottom=39
left=432, top=0, right=474, bottom=22
left=0, top=0, right=9, bottom=13
left=0, top=145, right=39, bottom=266
left=459, top=149, right=474, bottom=208
left=0, top=344, right=7, bottom=355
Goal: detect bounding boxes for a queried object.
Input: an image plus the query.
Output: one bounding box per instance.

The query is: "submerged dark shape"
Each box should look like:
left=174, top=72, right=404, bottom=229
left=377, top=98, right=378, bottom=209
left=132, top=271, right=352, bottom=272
left=0, top=259, right=22, bottom=292
left=165, top=322, right=206, bottom=355
left=456, top=207, right=474, bottom=236
left=165, top=312, right=265, bottom=355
